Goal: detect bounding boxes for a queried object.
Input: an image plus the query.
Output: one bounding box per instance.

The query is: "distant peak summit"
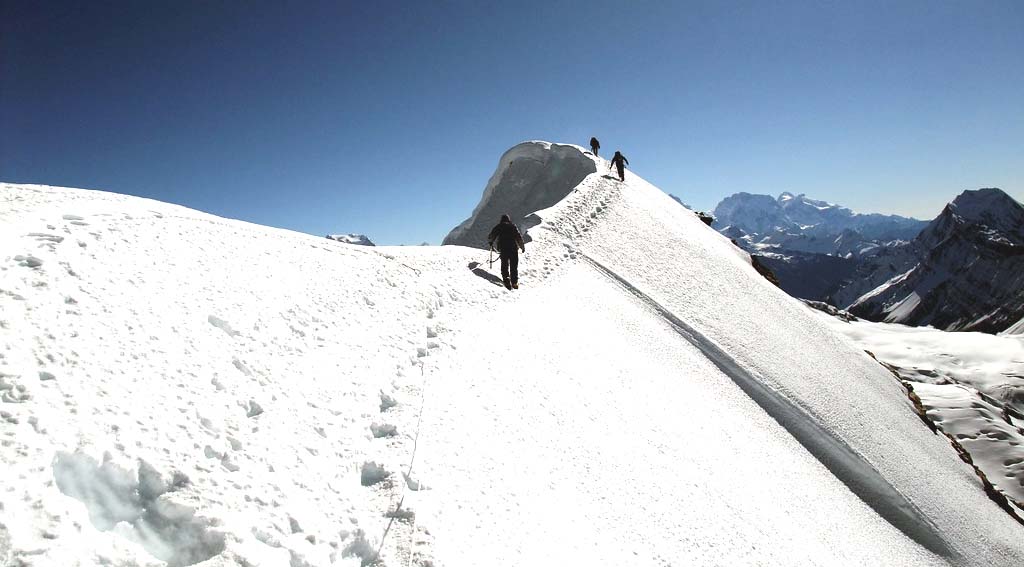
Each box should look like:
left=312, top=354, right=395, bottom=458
left=326, top=234, right=375, bottom=246
left=950, top=187, right=1017, bottom=208
left=947, top=188, right=1023, bottom=226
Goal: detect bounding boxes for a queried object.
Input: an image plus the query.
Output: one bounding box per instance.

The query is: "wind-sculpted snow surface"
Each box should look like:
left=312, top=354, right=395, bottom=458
left=442, top=141, right=596, bottom=248
left=3, top=156, right=1024, bottom=567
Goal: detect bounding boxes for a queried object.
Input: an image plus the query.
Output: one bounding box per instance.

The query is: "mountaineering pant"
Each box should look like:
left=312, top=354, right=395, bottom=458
left=615, top=163, right=625, bottom=181
left=500, top=253, right=519, bottom=285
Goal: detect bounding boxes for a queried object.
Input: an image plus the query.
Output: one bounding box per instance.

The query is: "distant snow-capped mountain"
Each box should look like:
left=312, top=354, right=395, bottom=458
left=711, top=192, right=927, bottom=300
left=326, top=233, right=375, bottom=246
left=846, top=188, right=1024, bottom=333
left=714, top=192, right=927, bottom=256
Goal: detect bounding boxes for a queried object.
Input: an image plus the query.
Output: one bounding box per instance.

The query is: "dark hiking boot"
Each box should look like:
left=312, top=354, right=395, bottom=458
left=503, top=278, right=512, bottom=290
left=512, top=282, right=519, bottom=289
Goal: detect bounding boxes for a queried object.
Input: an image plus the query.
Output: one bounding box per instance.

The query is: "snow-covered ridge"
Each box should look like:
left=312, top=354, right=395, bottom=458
left=3, top=157, right=1023, bottom=566
left=459, top=150, right=1024, bottom=560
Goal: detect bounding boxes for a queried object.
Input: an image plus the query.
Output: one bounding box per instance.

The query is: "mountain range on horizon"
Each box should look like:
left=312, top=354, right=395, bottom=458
left=711, top=188, right=1024, bottom=334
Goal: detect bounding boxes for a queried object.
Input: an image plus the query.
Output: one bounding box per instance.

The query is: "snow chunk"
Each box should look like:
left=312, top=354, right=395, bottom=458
left=359, top=461, right=389, bottom=486
left=52, top=451, right=224, bottom=566
left=13, top=254, right=43, bottom=268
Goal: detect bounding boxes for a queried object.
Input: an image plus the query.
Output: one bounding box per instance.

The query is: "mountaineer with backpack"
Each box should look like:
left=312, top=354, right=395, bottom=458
left=590, top=137, right=600, bottom=157
left=487, top=214, right=526, bottom=290
left=610, top=151, right=629, bottom=182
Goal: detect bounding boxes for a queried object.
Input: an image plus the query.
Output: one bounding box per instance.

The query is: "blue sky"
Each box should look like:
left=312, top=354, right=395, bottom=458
left=2, top=1, right=1022, bottom=244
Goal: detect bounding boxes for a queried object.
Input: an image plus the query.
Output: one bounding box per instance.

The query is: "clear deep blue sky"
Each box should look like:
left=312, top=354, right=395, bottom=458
left=3, top=1, right=1022, bottom=244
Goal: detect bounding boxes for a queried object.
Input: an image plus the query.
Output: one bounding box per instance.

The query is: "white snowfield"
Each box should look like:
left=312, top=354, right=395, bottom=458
left=1, top=142, right=1022, bottom=566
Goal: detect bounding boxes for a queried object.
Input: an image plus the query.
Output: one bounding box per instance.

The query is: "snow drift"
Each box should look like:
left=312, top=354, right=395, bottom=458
left=2, top=143, right=1023, bottom=566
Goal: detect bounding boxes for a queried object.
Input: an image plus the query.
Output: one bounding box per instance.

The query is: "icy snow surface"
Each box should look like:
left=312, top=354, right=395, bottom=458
left=2, top=146, right=1023, bottom=567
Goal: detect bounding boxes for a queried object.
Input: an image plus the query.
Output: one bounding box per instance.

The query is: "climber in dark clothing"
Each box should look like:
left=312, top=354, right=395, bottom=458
left=590, top=137, right=600, bottom=157
left=610, top=151, right=629, bottom=182
left=487, top=214, right=526, bottom=290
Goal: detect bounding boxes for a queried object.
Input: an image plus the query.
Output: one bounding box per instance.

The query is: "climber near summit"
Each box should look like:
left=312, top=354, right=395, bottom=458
left=487, top=214, right=526, bottom=290
left=610, top=150, right=629, bottom=182
left=590, top=137, right=600, bottom=157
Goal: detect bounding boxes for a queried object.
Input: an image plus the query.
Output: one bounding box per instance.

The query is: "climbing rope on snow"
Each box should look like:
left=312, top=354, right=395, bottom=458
left=375, top=358, right=429, bottom=563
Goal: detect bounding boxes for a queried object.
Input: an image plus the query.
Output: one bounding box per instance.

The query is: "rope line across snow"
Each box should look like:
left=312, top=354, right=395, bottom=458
left=375, top=359, right=429, bottom=563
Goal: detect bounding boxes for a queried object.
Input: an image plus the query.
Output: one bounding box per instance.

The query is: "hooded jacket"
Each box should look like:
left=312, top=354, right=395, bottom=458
left=487, top=215, right=525, bottom=256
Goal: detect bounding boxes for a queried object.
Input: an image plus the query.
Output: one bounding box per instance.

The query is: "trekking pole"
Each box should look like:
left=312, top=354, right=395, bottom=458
left=488, top=245, right=495, bottom=269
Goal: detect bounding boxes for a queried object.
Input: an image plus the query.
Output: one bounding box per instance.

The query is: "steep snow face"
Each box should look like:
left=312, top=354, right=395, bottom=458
left=326, top=234, right=375, bottom=246
left=3, top=161, right=1024, bottom=567
left=442, top=141, right=596, bottom=248
left=848, top=188, right=1024, bottom=333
